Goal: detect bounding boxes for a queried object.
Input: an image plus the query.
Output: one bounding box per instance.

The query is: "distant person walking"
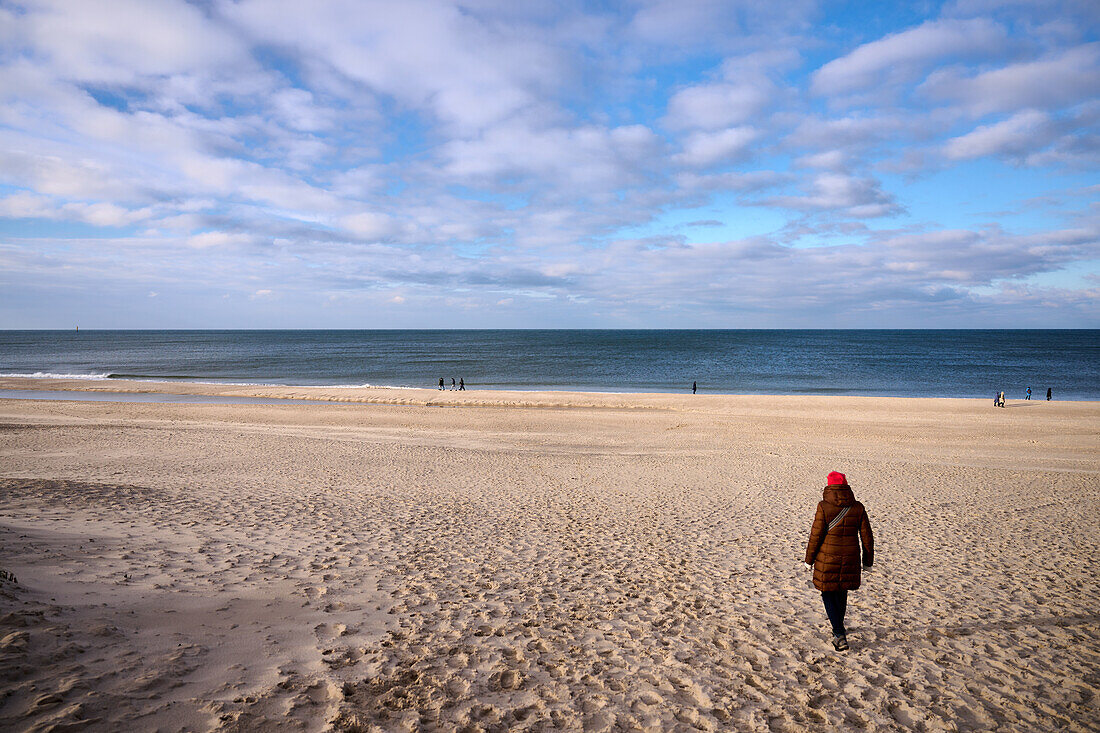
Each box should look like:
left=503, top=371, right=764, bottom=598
left=998, top=391, right=1006, bottom=407
left=804, top=471, right=874, bottom=652
left=1026, top=387, right=1032, bottom=400
left=692, top=381, right=697, bottom=394
left=1047, top=387, right=1052, bottom=401
left=451, top=377, right=456, bottom=390
left=459, top=378, right=465, bottom=391
left=438, top=377, right=445, bottom=391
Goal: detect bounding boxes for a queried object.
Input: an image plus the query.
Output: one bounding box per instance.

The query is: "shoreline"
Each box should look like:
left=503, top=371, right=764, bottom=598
left=1, top=376, right=1097, bottom=409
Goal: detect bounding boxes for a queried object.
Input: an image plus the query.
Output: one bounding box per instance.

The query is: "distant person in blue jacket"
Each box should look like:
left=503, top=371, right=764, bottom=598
left=1026, top=386, right=1031, bottom=400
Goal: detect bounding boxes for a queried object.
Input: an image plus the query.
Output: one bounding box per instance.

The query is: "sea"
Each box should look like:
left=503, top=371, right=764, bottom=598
left=1, top=330, right=1097, bottom=400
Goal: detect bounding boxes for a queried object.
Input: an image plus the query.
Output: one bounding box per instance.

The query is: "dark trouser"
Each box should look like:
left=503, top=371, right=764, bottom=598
left=821, top=590, right=848, bottom=637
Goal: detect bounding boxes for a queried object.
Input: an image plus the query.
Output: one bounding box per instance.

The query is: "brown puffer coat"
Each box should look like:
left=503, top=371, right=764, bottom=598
left=804, top=484, right=874, bottom=592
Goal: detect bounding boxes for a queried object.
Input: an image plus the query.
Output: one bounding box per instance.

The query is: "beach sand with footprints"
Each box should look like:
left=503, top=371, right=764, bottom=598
left=1, top=378, right=1098, bottom=731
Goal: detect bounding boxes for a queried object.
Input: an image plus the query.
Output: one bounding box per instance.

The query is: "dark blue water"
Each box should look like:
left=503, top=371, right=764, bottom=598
left=0, top=330, right=1096, bottom=399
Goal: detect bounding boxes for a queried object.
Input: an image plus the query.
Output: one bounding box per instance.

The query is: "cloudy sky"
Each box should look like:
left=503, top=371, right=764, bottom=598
left=1, top=0, right=1098, bottom=328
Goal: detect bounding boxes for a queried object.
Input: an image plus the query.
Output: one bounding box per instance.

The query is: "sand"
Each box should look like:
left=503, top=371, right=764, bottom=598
left=1, top=377, right=1098, bottom=732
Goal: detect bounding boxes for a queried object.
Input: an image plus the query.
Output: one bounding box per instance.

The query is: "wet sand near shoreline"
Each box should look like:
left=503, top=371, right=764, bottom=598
left=1, top=379, right=1098, bottom=731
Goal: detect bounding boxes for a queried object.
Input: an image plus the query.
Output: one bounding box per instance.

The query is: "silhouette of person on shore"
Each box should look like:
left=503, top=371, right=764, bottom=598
left=459, top=378, right=465, bottom=391
left=451, top=377, right=456, bottom=390
left=438, top=377, right=444, bottom=390
left=997, top=391, right=1005, bottom=407
left=1026, top=387, right=1031, bottom=400
left=692, top=381, right=697, bottom=394
left=1047, top=387, right=1052, bottom=401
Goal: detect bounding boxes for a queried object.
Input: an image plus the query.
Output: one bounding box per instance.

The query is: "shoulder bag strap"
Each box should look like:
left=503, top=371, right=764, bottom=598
left=826, top=505, right=851, bottom=533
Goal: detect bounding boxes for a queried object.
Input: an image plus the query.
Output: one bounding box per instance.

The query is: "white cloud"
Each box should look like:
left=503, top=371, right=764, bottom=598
left=0, top=192, right=152, bottom=226
left=796, top=150, right=849, bottom=171
left=674, top=170, right=788, bottom=193
left=766, top=173, right=900, bottom=218
left=663, top=49, right=795, bottom=131
left=540, top=262, right=581, bottom=278
left=225, top=0, right=563, bottom=134
left=65, top=201, right=152, bottom=227
left=270, top=88, right=331, bottom=133
left=186, top=231, right=255, bottom=249
left=0, top=149, right=137, bottom=200
left=440, top=121, right=661, bottom=192
left=943, top=110, right=1052, bottom=159
left=922, top=43, right=1100, bottom=117
left=0, top=192, right=54, bottom=219
left=342, top=212, right=404, bottom=241
left=674, top=127, right=760, bottom=168
left=812, top=18, right=1006, bottom=96
left=19, top=0, right=247, bottom=84
left=665, top=84, right=771, bottom=130
left=786, top=114, right=907, bottom=152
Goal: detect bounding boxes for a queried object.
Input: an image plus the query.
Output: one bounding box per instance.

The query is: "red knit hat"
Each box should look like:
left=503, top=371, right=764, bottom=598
left=826, top=471, right=848, bottom=486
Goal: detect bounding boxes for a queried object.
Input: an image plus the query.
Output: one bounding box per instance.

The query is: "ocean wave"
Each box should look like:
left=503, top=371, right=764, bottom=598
left=0, top=371, right=113, bottom=380
left=0, top=371, right=421, bottom=390
left=107, top=373, right=203, bottom=380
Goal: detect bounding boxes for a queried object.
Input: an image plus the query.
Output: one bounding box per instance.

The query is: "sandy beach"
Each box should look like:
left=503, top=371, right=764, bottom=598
left=1, top=377, right=1098, bottom=732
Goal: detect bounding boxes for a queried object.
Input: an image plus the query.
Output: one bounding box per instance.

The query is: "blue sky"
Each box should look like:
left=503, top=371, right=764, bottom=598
left=0, top=0, right=1097, bottom=328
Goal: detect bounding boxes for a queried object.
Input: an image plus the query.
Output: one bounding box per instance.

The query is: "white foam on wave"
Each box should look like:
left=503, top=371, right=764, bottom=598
left=0, top=372, right=422, bottom=390
left=0, top=372, right=113, bottom=380
left=147, top=380, right=422, bottom=390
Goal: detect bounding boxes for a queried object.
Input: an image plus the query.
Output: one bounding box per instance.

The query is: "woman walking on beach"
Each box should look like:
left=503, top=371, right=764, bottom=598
left=804, top=471, right=874, bottom=651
